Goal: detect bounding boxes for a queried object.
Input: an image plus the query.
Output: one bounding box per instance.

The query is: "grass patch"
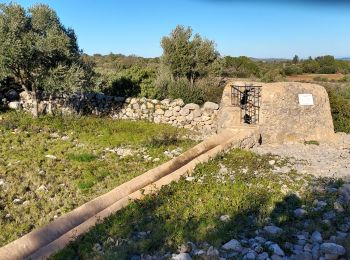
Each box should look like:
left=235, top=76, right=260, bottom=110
left=54, top=149, right=347, bottom=259
left=304, top=140, right=320, bottom=145
left=0, top=111, right=197, bottom=246
left=68, top=153, right=96, bottom=162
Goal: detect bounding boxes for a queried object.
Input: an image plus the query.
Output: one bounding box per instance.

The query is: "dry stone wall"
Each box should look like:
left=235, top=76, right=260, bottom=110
left=17, top=91, right=219, bottom=133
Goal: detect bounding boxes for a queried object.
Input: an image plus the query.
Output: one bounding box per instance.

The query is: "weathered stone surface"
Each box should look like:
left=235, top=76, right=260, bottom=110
left=8, top=101, right=21, bottom=110
left=222, top=239, right=242, bottom=252
left=18, top=93, right=219, bottom=135
left=320, top=243, right=345, bottom=256
left=192, top=109, right=202, bottom=118
left=172, top=253, right=192, bottom=260
left=180, top=108, right=190, bottom=116
left=203, top=101, right=219, bottom=110
left=184, top=103, right=200, bottom=110
left=264, top=225, right=283, bottom=236
left=217, top=81, right=335, bottom=144
left=164, top=110, right=173, bottom=117
left=155, top=109, right=165, bottom=115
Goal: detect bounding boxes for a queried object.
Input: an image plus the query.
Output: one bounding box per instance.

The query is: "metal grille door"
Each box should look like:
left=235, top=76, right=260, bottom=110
left=231, top=85, right=261, bottom=124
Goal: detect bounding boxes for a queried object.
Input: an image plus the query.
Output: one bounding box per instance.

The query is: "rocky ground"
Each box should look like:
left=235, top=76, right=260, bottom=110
left=129, top=136, right=350, bottom=260
left=56, top=146, right=350, bottom=260
left=252, top=134, right=350, bottom=181
left=132, top=182, right=350, bottom=260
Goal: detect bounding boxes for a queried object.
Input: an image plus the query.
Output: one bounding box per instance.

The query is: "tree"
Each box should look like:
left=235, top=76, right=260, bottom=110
left=0, top=3, right=91, bottom=116
left=302, top=58, right=320, bottom=73
left=292, top=55, right=299, bottom=64
left=315, top=55, right=337, bottom=74
left=160, top=25, right=219, bottom=86
left=223, top=56, right=260, bottom=78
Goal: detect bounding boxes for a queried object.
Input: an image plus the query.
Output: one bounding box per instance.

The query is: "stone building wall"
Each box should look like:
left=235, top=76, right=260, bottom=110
left=218, top=81, right=336, bottom=144
left=17, top=92, right=219, bottom=134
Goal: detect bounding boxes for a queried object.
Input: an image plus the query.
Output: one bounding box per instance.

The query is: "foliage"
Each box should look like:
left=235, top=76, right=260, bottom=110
left=223, top=56, right=260, bottom=78
left=100, top=65, right=157, bottom=98
left=260, top=68, right=285, bottom=82
left=292, top=55, right=299, bottom=64
left=315, top=55, right=338, bottom=74
left=161, top=25, right=219, bottom=85
left=326, top=87, right=350, bottom=133
left=0, top=111, right=197, bottom=246
left=167, top=78, right=205, bottom=104
left=283, top=64, right=303, bottom=76
left=195, top=77, right=225, bottom=104
left=302, top=58, right=320, bottom=73
left=0, top=3, right=92, bottom=115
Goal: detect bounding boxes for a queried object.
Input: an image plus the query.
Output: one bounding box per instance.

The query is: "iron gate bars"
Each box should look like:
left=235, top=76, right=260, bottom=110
left=231, top=85, right=262, bottom=124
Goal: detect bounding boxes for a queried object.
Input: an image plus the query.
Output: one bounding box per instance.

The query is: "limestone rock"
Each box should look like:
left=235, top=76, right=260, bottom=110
left=311, top=231, right=323, bottom=243
left=320, top=242, right=345, bottom=256
left=264, top=225, right=283, bottom=237
left=269, top=244, right=285, bottom=256
left=8, top=101, right=21, bottom=110
left=155, top=109, right=165, bottom=115
left=180, top=108, right=190, bottom=116
left=164, top=110, right=173, bottom=117
left=222, top=239, right=242, bottom=252
left=203, top=101, right=219, bottom=110
left=294, top=208, right=307, bottom=218
left=172, top=253, right=192, bottom=260
left=184, top=103, right=200, bottom=110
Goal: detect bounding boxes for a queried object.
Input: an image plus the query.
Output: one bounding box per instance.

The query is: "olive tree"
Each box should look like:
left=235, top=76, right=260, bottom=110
left=161, top=25, right=219, bottom=86
left=0, top=3, right=91, bottom=116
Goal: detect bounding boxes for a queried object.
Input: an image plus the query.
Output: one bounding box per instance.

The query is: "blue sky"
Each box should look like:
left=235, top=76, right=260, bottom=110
left=2, top=0, right=350, bottom=58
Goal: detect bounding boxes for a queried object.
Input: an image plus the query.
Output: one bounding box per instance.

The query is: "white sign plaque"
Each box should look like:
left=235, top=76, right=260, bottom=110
left=298, top=94, right=314, bottom=106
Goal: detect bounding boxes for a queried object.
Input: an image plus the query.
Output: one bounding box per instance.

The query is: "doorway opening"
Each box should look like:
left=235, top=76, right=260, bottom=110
left=231, top=85, right=262, bottom=124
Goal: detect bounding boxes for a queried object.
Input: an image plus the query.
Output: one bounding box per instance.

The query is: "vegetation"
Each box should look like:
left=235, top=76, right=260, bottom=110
left=304, top=140, right=320, bottom=146
left=0, top=3, right=93, bottom=116
left=54, top=149, right=347, bottom=259
left=0, top=111, right=197, bottom=246
left=325, top=84, right=350, bottom=133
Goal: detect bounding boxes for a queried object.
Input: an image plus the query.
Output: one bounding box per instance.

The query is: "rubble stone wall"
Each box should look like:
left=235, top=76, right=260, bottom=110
left=16, top=91, right=219, bottom=133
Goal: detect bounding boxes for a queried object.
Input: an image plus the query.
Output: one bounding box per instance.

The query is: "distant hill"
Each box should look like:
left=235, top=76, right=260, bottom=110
left=338, top=57, right=350, bottom=61
left=250, top=57, right=290, bottom=63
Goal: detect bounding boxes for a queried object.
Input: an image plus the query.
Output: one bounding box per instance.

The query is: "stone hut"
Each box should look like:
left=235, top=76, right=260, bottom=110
left=217, top=81, right=335, bottom=144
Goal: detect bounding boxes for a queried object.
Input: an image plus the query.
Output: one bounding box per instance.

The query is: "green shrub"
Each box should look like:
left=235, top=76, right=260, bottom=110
left=283, top=65, right=303, bottom=76
left=167, top=78, right=204, bottom=104
left=102, top=65, right=157, bottom=98
left=313, top=76, right=328, bottom=82
left=338, top=75, right=350, bottom=83
left=261, top=69, right=285, bottom=83
left=195, top=77, right=225, bottom=104
left=326, top=88, right=350, bottom=133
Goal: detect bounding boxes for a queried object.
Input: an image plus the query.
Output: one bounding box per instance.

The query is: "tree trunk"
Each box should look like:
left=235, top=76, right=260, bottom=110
left=190, top=74, right=194, bottom=87
left=32, top=86, right=39, bottom=118
left=48, top=94, right=53, bottom=115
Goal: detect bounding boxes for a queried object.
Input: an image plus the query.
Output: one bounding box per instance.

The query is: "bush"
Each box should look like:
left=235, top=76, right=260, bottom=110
left=168, top=78, right=204, bottom=104
left=326, top=88, right=350, bottom=133
left=313, top=76, right=328, bottom=82
left=196, top=77, right=225, bottom=104
left=261, top=69, right=285, bottom=83
left=101, top=65, right=157, bottom=98
left=338, top=75, right=350, bottom=83
left=283, top=65, right=303, bottom=76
